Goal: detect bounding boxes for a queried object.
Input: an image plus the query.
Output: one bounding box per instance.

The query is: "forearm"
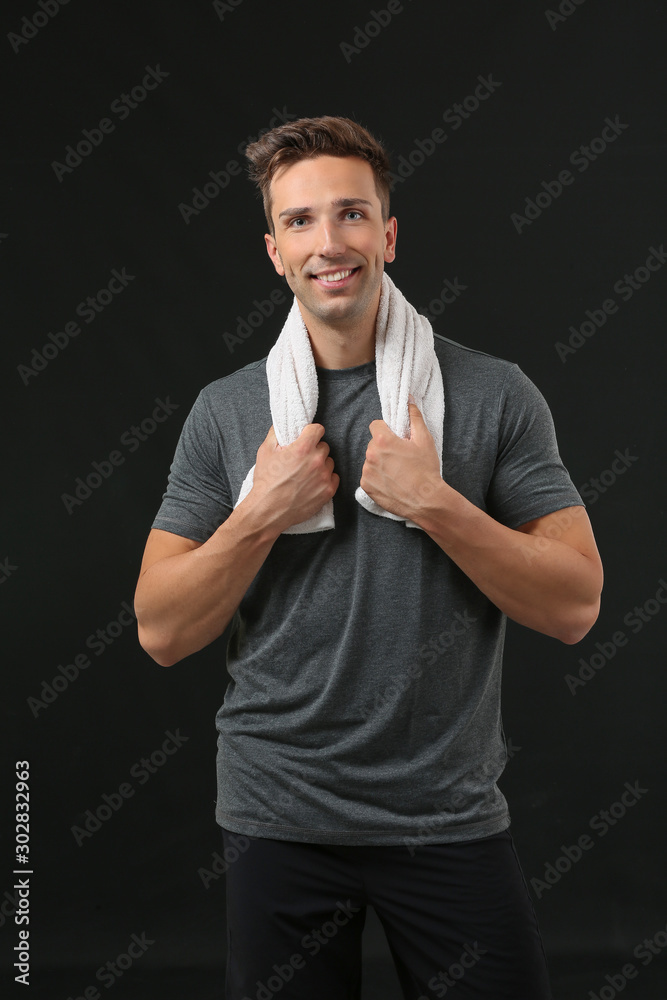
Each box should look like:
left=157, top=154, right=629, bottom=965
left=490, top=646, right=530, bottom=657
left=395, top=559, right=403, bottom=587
left=135, top=499, right=280, bottom=666
left=415, top=483, right=602, bottom=643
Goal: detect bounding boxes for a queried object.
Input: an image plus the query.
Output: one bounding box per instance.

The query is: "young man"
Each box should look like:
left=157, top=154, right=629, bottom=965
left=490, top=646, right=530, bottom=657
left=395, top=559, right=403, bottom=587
left=135, top=116, right=603, bottom=999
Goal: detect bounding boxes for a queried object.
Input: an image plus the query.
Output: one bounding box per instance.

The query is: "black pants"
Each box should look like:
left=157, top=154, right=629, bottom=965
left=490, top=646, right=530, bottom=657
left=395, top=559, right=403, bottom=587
left=222, top=826, right=552, bottom=1000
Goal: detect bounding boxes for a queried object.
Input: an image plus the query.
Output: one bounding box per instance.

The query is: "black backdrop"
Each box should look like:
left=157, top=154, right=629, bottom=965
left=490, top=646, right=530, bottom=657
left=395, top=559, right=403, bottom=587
left=3, top=1, right=667, bottom=997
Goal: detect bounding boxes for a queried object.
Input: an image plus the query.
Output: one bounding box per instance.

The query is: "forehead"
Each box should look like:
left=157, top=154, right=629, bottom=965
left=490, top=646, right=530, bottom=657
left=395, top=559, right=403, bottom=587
left=270, top=155, right=380, bottom=210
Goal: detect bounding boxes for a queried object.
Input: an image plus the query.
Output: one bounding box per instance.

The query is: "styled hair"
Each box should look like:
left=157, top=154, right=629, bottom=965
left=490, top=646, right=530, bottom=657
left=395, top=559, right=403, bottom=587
left=244, top=116, right=392, bottom=234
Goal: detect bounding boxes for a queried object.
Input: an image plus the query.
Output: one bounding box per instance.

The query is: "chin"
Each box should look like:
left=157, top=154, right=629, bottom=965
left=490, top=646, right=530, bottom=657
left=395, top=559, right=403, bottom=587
left=317, top=302, right=366, bottom=325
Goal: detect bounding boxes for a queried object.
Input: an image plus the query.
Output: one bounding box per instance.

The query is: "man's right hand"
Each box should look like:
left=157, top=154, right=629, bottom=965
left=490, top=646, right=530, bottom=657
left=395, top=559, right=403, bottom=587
left=136, top=425, right=339, bottom=667
left=250, top=423, right=340, bottom=533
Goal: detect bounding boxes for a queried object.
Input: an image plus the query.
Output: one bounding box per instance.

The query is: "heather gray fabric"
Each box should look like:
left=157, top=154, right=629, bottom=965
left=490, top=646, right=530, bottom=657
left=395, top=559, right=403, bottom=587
left=152, top=332, right=584, bottom=847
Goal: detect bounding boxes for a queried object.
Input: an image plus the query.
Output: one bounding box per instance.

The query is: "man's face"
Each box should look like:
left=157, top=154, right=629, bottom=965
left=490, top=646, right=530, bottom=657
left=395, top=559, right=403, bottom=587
left=264, top=155, right=397, bottom=333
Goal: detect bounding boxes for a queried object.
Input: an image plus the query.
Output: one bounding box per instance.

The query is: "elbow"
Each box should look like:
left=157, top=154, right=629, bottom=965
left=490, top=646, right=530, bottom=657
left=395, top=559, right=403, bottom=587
left=142, top=645, right=182, bottom=668
left=556, top=597, right=602, bottom=645
left=555, top=560, right=604, bottom=645
left=137, top=623, right=182, bottom=667
left=135, top=592, right=185, bottom=666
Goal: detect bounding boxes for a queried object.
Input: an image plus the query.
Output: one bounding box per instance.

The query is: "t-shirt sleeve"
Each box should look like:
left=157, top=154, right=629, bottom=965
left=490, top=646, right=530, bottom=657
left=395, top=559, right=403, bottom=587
left=486, top=364, right=584, bottom=529
left=151, top=389, right=233, bottom=543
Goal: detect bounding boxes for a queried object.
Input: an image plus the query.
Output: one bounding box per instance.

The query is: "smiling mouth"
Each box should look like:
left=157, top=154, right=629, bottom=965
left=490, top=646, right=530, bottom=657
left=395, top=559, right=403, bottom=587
left=311, top=267, right=360, bottom=287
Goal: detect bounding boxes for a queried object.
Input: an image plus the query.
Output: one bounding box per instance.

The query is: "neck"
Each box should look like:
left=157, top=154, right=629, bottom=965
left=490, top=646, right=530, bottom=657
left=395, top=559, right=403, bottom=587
left=297, top=304, right=378, bottom=370
left=309, top=326, right=376, bottom=369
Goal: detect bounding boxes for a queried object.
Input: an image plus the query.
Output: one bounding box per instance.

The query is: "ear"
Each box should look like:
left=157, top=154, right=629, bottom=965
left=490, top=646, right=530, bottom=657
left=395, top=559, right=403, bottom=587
left=265, top=233, right=285, bottom=276
left=384, top=216, right=398, bottom=263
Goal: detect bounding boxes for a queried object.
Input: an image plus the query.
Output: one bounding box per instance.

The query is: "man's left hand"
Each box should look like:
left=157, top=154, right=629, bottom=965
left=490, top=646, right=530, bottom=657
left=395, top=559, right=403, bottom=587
left=360, top=402, right=444, bottom=521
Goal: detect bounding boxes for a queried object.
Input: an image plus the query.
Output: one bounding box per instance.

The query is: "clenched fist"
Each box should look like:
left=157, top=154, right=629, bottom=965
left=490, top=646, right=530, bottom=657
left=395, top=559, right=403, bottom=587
left=252, top=422, right=340, bottom=534
left=360, top=402, right=444, bottom=522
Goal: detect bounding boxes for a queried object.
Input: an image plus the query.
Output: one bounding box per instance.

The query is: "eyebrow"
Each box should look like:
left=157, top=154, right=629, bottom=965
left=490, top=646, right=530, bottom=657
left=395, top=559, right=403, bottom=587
left=277, top=197, right=374, bottom=220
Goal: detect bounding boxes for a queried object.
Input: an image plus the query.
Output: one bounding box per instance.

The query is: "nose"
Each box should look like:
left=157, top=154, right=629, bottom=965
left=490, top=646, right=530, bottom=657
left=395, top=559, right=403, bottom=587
left=316, top=219, right=346, bottom=258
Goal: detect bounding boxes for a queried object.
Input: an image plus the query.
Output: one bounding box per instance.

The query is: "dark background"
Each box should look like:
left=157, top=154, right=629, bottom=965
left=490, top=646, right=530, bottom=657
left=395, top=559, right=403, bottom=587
left=3, top=1, right=666, bottom=997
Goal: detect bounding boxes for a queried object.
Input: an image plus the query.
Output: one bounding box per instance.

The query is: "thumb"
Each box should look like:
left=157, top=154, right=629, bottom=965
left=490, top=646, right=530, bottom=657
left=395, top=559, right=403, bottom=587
left=264, top=424, right=279, bottom=448
left=408, top=400, right=426, bottom=437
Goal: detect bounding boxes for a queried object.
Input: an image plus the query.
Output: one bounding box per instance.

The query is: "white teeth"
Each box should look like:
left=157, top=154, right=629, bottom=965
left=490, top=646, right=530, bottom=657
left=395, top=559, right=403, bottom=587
left=317, top=269, right=353, bottom=282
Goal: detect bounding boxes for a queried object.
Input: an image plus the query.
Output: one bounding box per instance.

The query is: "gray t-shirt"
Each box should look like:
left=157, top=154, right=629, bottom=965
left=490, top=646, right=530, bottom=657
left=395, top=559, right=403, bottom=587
left=152, top=333, right=584, bottom=847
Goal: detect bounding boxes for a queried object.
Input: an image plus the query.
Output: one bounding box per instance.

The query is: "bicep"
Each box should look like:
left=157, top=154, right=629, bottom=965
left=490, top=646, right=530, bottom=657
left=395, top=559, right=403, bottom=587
left=138, top=528, right=203, bottom=578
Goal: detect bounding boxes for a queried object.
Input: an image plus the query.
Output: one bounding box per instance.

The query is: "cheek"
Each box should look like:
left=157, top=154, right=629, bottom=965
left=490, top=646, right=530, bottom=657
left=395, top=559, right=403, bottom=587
left=279, top=248, right=304, bottom=275
left=368, top=237, right=389, bottom=260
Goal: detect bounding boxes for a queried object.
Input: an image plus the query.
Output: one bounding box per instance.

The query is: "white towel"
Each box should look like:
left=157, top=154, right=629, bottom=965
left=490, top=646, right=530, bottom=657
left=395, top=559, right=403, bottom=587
left=234, top=271, right=444, bottom=534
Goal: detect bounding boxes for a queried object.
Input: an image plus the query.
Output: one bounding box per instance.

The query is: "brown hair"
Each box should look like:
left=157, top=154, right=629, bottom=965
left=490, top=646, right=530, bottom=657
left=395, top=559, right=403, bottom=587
left=244, top=116, right=392, bottom=234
